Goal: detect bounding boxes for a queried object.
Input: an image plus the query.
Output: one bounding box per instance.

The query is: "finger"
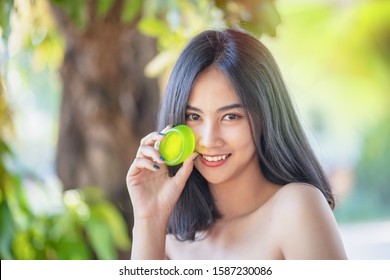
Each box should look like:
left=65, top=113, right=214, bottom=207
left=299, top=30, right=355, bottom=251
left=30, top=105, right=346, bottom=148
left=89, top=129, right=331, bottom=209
left=154, top=124, right=172, bottom=150
left=136, top=145, right=165, bottom=164
left=172, top=152, right=198, bottom=189
left=140, top=131, right=165, bottom=146
left=160, top=124, right=172, bottom=134
left=127, top=157, right=161, bottom=177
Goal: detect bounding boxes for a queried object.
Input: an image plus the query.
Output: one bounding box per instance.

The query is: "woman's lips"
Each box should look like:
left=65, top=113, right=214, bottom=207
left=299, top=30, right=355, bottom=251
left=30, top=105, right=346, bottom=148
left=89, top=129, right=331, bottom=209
left=199, top=153, right=231, bottom=167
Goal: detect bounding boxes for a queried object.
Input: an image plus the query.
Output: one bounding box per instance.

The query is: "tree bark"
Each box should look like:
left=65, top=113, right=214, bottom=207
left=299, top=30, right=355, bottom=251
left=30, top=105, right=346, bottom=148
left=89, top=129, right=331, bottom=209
left=51, top=0, right=160, bottom=256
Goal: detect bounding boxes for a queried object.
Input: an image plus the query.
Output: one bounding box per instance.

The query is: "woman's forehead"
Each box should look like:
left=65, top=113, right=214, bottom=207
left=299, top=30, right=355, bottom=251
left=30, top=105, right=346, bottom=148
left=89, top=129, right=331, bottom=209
left=187, top=68, right=241, bottom=109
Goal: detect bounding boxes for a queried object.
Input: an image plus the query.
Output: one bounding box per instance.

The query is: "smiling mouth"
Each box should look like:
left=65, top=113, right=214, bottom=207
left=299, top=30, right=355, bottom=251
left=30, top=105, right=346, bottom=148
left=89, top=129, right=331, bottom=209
left=201, top=154, right=231, bottom=162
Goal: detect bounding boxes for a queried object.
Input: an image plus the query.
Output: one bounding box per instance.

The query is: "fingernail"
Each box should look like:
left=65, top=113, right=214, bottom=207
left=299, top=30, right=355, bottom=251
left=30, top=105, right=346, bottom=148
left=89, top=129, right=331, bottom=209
left=153, top=164, right=160, bottom=170
left=159, top=132, right=165, bottom=136
left=160, top=155, right=165, bottom=161
left=192, top=154, right=199, bottom=162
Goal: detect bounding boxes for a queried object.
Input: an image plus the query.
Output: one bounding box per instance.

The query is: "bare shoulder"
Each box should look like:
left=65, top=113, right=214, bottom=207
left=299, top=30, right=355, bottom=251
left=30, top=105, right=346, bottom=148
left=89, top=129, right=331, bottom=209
left=272, top=183, right=348, bottom=260
left=272, top=183, right=334, bottom=233
left=273, top=182, right=329, bottom=211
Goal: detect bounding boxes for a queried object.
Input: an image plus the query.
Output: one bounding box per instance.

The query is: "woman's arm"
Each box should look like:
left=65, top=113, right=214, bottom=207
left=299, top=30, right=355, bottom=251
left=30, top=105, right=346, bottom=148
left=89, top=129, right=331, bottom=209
left=126, top=130, right=197, bottom=259
left=131, top=218, right=168, bottom=260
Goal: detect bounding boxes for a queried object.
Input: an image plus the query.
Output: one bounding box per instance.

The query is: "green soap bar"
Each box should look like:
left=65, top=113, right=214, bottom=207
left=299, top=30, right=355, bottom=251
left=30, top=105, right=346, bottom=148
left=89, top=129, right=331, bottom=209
left=159, top=125, right=195, bottom=166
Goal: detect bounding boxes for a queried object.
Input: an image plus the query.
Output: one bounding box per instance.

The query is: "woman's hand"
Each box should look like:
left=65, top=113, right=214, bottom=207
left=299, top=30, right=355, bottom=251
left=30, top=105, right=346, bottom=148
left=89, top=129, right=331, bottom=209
left=126, top=127, right=197, bottom=223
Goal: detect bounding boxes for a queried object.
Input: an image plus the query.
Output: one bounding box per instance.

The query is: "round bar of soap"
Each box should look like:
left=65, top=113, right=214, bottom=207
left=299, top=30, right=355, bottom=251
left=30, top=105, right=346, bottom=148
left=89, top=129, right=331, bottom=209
left=159, top=125, right=195, bottom=166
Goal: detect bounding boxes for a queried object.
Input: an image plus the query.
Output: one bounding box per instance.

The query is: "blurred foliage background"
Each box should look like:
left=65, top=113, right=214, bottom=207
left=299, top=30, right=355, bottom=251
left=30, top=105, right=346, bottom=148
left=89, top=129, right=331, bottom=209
left=0, top=0, right=389, bottom=259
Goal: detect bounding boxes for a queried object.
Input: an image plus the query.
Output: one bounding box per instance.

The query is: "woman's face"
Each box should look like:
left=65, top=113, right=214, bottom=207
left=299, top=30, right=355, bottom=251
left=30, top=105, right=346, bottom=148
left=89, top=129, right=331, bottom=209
left=186, top=67, right=259, bottom=186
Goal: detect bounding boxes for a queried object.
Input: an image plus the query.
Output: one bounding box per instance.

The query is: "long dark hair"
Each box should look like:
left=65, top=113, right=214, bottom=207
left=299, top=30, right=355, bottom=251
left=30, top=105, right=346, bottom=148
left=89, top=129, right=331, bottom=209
left=157, top=28, right=334, bottom=241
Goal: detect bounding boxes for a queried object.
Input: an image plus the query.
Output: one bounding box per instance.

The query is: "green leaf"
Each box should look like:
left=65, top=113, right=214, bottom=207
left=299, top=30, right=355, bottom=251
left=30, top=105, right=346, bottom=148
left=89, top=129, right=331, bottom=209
left=145, top=49, right=178, bottom=78
left=217, top=0, right=281, bottom=37
left=0, top=200, right=15, bottom=259
left=80, top=187, right=131, bottom=253
left=0, top=140, right=13, bottom=156
left=138, top=17, right=170, bottom=37
left=12, top=231, right=36, bottom=260
left=97, top=0, right=115, bottom=18
left=250, top=1, right=281, bottom=36
left=56, top=232, right=91, bottom=260
left=51, top=0, right=88, bottom=29
left=93, top=203, right=131, bottom=250
left=85, top=213, right=116, bottom=260
left=0, top=0, right=13, bottom=41
left=121, top=0, right=142, bottom=23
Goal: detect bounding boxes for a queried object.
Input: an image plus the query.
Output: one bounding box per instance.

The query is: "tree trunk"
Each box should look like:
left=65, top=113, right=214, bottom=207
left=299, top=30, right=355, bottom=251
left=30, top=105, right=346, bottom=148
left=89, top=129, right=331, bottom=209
left=51, top=1, right=159, bottom=256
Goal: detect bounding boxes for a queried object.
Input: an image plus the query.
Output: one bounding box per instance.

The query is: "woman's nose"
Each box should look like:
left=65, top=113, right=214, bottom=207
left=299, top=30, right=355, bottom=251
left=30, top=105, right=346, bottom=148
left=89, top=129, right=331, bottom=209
left=197, top=122, right=223, bottom=149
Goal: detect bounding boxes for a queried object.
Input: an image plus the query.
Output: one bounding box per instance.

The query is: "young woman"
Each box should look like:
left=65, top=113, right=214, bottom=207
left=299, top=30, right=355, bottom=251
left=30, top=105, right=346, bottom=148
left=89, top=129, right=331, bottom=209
left=126, top=28, right=347, bottom=260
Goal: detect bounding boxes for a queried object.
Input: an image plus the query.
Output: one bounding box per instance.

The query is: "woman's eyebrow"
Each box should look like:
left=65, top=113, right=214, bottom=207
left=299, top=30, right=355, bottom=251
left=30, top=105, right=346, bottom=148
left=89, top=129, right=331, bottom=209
left=217, top=103, right=243, bottom=113
left=186, top=105, right=202, bottom=112
left=186, top=103, right=243, bottom=113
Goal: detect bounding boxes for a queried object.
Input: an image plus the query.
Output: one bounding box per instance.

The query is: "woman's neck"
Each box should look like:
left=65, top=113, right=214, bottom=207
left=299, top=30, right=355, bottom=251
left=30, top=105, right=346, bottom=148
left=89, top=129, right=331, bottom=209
left=209, top=162, right=280, bottom=222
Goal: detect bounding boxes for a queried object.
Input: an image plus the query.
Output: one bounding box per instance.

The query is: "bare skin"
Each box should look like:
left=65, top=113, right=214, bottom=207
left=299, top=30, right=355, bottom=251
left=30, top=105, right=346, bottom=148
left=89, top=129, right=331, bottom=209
left=127, top=67, right=347, bottom=260
left=127, top=127, right=197, bottom=260
left=166, top=183, right=347, bottom=259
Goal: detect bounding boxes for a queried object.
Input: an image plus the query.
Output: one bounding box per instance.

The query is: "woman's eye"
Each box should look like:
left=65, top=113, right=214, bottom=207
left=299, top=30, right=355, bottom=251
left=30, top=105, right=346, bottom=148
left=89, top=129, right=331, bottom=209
left=223, top=114, right=240, bottom=121
left=186, top=113, right=200, bottom=121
